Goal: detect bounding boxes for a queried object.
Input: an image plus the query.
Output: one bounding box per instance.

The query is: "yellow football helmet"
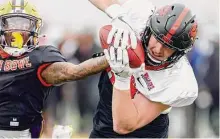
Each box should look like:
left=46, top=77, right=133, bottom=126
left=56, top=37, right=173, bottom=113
left=0, top=0, right=42, bottom=56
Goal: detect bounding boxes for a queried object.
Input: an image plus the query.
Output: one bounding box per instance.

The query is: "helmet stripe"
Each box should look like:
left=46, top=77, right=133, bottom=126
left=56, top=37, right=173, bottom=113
left=21, top=0, right=25, bottom=10
left=12, top=0, right=16, bottom=10
left=15, top=0, right=20, bottom=11
left=163, top=7, right=189, bottom=43
left=15, top=0, right=21, bottom=7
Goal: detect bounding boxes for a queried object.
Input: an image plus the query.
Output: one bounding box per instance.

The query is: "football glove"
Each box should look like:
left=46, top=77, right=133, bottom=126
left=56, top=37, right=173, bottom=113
left=104, top=47, right=144, bottom=90
left=52, top=125, right=73, bottom=139
left=105, top=4, right=137, bottom=49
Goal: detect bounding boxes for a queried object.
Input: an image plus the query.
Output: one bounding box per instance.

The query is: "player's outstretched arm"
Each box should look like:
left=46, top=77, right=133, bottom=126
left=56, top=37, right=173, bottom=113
left=89, top=0, right=130, bottom=20
left=89, top=0, right=119, bottom=12
left=90, top=0, right=138, bottom=49
left=41, top=56, right=108, bottom=85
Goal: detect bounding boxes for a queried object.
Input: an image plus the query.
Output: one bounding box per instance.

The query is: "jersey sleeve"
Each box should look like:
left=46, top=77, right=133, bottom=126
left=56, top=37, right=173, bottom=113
left=40, top=45, right=66, bottom=63
left=144, top=81, right=199, bottom=107
left=37, top=45, right=67, bottom=87
left=135, top=63, right=199, bottom=107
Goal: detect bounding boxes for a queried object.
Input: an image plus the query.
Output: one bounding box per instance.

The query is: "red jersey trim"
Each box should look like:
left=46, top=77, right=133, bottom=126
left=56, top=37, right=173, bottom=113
left=0, top=50, right=10, bottom=58
left=37, top=63, right=52, bottom=87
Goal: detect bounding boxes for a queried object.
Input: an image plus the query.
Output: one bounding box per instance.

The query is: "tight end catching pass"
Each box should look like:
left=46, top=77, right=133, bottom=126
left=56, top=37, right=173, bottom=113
left=89, top=0, right=198, bottom=138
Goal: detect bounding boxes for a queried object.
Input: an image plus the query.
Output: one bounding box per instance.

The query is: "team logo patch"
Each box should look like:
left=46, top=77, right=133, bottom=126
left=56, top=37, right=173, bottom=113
left=142, top=72, right=155, bottom=91
left=0, top=56, right=32, bottom=71
left=189, top=22, right=198, bottom=42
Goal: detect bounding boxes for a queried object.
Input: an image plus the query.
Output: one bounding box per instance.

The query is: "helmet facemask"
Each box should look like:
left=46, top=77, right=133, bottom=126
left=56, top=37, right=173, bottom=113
left=141, top=26, right=173, bottom=70
left=0, top=13, right=42, bottom=57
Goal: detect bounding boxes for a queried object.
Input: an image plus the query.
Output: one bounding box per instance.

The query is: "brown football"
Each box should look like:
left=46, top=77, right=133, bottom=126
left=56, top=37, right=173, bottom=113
left=99, top=25, right=145, bottom=68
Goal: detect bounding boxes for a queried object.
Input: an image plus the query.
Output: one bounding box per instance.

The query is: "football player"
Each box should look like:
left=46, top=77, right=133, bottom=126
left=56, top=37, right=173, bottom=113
left=89, top=0, right=199, bottom=138
left=0, top=0, right=108, bottom=138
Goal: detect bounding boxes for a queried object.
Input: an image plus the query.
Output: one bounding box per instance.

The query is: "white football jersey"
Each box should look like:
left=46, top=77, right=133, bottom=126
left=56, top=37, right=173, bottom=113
left=133, top=56, right=198, bottom=108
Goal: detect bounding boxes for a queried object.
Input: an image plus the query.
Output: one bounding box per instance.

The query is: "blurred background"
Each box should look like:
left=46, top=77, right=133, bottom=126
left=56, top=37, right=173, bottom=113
left=9, top=0, right=219, bottom=138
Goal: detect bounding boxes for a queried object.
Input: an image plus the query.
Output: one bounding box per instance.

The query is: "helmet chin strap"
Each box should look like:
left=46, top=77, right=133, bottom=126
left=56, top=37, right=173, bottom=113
left=147, top=52, right=162, bottom=64
left=3, top=47, right=26, bottom=57
left=146, top=49, right=168, bottom=65
left=144, top=50, right=173, bottom=70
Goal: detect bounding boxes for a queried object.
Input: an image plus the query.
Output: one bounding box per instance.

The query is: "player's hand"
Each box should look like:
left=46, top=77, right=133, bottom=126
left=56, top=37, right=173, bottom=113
left=104, top=46, right=130, bottom=78
left=107, top=16, right=137, bottom=50
left=52, top=125, right=73, bottom=139
left=104, top=47, right=144, bottom=90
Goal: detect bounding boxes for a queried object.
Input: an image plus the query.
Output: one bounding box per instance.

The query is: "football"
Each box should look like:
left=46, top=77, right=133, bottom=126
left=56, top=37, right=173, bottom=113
left=99, top=25, right=145, bottom=68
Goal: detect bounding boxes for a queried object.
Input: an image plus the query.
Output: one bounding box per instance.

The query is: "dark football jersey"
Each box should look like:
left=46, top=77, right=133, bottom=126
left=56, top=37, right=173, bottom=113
left=0, top=45, right=66, bottom=130
left=91, top=70, right=169, bottom=138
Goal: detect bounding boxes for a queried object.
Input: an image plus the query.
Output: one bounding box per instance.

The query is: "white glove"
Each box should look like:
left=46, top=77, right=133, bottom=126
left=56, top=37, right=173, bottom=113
left=105, top=4, right=137, bottom=49
left=52, top=125, right=73, bottom=139
left=104, top=47, right=144, bottom=90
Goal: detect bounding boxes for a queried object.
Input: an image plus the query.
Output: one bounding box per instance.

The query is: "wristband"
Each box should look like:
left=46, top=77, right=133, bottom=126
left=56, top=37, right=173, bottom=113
left=105, top=4, right=126, bottom=19
left=114, top=76, right=130, bottom=90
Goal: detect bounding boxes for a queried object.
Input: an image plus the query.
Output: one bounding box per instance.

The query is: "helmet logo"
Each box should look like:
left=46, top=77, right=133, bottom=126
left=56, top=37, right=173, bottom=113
left=11, top=32, right=23, bottom=49
left=189, top=22, right=198, bottom=41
